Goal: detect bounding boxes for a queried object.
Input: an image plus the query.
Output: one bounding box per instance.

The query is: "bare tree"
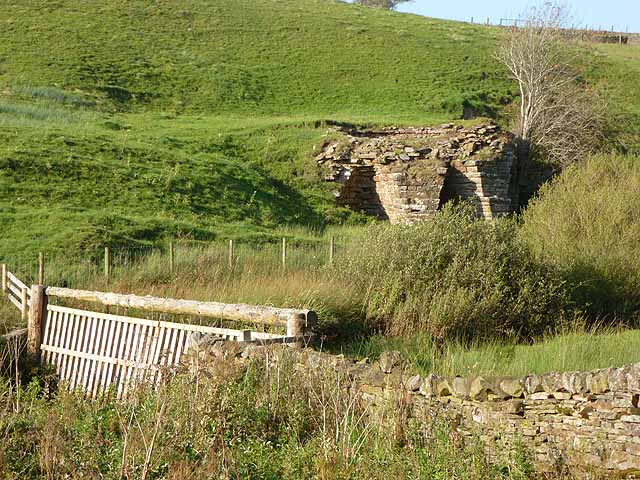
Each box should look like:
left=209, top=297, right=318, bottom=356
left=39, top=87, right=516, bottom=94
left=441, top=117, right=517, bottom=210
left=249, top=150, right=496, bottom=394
left=497, top=2, right=608, bottom=166
left=354, top=0, right=413, bottom=10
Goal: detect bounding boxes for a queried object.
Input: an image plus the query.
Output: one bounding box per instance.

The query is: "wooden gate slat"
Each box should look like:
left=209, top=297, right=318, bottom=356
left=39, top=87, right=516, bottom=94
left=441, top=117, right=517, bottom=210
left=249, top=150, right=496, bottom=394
left=50, top=310, right=63, bottom=374
left=68, top=313, right=86, bottom=390
left=58, top=313, right=74, bottom=384
left=172, top=329, right=187, bottom=367
left=81, top=314, right=99, bottom=394
left=37, top=301, right=298, bottom=400
left=103, top=318, right=121, bottom=397
left=99, top=317, right=116, bottom=397
left=115, top=321, right=131, bottom=400
left=121, top=322, right=139, bottom=400
left=138, top=323, right=157, bottom=386
left=148, top=324, right=167, bottom=387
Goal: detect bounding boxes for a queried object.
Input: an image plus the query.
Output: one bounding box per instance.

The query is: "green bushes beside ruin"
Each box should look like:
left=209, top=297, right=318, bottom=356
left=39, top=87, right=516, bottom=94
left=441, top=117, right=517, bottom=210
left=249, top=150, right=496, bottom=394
left=520, top=153, right=640, bottom=320
left=335, top=204, right=570, bottom=341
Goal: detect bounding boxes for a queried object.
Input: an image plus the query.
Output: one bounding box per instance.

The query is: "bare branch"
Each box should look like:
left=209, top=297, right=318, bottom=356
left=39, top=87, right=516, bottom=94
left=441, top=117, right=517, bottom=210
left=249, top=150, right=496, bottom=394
left=496, top=2, right=608, bottom=166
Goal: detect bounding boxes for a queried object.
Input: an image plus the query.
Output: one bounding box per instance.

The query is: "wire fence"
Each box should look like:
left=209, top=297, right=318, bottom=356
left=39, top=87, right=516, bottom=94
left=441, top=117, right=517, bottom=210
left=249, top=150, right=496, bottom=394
left=462, top=16, right=638, bottom=43
left=1, top=236, right=350, bottom=290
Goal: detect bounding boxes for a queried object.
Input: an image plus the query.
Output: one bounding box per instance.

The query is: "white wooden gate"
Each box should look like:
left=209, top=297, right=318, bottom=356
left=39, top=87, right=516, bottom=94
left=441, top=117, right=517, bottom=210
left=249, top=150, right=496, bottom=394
left=1, top=265, right=315, bottom=400
left=40, top=305, right=253, bottom=399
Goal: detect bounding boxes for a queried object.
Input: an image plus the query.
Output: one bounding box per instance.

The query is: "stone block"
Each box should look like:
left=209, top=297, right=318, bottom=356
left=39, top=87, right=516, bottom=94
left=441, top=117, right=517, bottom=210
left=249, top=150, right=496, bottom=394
left=404, top=374, right=422, bottom=392
left=525, top=374, right=544, bottom=394
left=470, top=376, right=491, bottom=400
left=452, top=376, right=471, bottom=398
left=552, top=392, right=573, bottom=400
left=419, top=373, right=440, bottom=397
left=620, top=415, right=640, bottom=424
left=528, top=392, right=552, bottom=401
left=378, top=351, right=404, bottom=374
left=611, top=367, right=631, bottom=392
left=586, top=370, right=610, bottom=394
left=500, top=377, right=524, bottom=398
left=541, top=372, right=563, bottom=393
left=434, top=378, right=453, bottom=397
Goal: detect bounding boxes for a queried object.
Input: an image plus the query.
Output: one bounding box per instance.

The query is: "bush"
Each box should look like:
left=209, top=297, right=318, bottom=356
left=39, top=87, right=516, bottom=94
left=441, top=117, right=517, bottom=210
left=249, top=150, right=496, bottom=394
left=0, top=348, right=532, bottom=479
left=520, top=153, right=640, bottom=319
left=335, top=204, right=568, bottom=341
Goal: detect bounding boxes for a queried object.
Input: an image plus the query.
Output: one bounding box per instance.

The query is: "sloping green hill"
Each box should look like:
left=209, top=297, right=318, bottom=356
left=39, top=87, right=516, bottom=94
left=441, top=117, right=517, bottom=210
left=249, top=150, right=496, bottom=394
left=0, top=0, right=638, bottom=261
left=0, top=0, right=513, bottom=119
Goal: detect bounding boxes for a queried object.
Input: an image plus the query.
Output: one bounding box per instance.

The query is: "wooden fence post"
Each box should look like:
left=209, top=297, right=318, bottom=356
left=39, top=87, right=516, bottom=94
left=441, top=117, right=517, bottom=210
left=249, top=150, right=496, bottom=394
left=329, top=236, right=335, bottom=265
left=287, top=313, right=305, bottom=338
left=104, top=247, right=110, bottom=283
left=228, top=239, right=234, bottom=269
left=241, top=329, right=252, bottom=342
left=169, top=241, right=175, bottom=273
left=38, top=252, right=45, bottom=285
left=1, top=264, right=6, bottom=293
left=28, top=285, right=48, bottom=363
left=21, top=287, right=28, bottom=321
left=281, top=238, right=286, bottom=270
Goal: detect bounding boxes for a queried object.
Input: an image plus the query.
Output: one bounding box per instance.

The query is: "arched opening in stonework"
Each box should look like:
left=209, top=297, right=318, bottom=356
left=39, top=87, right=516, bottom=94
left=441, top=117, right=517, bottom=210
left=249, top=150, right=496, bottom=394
left=336, top=166, right=389, bottom=220
left=437, top=166, right=482, bottom=214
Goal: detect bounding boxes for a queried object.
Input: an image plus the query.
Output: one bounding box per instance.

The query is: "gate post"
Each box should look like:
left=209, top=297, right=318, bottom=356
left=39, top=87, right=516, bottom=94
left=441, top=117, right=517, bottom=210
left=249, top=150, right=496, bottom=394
left=1, top=264, right=6, bottom=293
left=28, top=285, right=48, bottom=364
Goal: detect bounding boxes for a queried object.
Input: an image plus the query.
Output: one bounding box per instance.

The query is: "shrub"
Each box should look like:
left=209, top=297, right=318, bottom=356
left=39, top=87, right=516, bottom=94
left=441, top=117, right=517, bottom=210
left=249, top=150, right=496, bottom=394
left=0, top=348, right=532, bottom=479
left=520, top=153, right=640, bottom=320
left=335, top=204, right=568, bottom=341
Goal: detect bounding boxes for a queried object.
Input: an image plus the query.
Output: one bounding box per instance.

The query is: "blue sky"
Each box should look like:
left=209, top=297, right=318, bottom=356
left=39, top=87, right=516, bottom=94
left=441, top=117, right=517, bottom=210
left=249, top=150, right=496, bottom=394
left=391, top=1, right=640, bottom=33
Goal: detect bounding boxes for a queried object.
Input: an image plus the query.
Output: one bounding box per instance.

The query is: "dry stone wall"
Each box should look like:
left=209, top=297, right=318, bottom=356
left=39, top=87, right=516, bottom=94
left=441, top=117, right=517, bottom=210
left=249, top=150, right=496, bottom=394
left=315, top=123, right=518, bottom=223
left=183, top=341, right=640, bottom=475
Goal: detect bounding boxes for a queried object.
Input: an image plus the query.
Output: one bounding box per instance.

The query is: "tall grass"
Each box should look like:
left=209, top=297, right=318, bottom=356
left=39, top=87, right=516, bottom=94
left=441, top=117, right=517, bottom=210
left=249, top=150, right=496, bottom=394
left=12, top=85, right=96, bottom=108
left=0, top=233, right=366, bottom=336
left=331, top=325, right=640, bottom=377
left=0, top=101, right=94, bottom=126
left=520, top=153, right=640, bottom=319
left=333, top=203, right=569, bottom=341
left=0, top=347, right=537, bottom=479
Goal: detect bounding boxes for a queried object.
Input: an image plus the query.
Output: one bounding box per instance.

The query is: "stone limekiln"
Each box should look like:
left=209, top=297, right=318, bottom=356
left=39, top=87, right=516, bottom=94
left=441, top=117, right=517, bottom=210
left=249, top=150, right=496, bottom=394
left=315, top=123, right=519, bottom=222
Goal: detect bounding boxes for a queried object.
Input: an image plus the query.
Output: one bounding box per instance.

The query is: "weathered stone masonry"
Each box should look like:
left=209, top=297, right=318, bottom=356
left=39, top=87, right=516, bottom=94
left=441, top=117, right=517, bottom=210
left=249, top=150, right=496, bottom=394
left=315, top=123, right=519, bottom=222
left=184, top=341, right=640, bottom=475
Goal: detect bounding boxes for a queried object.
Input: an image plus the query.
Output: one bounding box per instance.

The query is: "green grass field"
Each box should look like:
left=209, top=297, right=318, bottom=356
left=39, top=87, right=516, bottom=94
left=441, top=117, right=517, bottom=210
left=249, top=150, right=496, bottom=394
left=1, top=0, right=639, bottom=261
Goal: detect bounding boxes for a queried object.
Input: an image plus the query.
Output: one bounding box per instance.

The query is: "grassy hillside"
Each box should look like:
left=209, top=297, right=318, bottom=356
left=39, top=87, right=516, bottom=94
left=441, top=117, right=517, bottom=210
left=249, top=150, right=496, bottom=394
left=0, top=0, right=638, bottom=261
left=0, top=0, right=513, bottom=118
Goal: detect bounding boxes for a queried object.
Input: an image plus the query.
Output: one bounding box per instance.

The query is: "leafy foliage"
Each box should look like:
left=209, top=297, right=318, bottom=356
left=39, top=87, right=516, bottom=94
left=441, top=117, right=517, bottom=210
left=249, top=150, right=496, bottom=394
left=335, top=204, right=569, bottom=341
left=520, top=153, right=640, bottom=320
left=0, top=350, right=534, bottom=479
left=354, top=0, right=413, bottom=10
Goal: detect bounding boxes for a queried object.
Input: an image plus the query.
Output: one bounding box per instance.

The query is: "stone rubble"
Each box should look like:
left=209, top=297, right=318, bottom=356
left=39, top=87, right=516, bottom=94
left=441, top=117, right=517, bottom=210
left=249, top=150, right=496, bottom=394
left=315, top=123, right=518, bottom=223
left=182, top=341, right=640, bottom=475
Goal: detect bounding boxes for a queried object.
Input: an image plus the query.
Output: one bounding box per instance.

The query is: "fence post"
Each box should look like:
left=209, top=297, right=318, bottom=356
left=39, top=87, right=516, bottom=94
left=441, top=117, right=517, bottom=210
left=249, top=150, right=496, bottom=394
left=329, top=236, right=335, bottom=265
left=241, top=329, right=252, bottom=342
left=281, top=238, right=286, bottom=270
left=28, top=285, right=48, bottom=363
left=228, top=239, right=234, bottom=269
left=104, top=247, right=110, bottom=283
left=1, top=264, right=6, bottom=293
left=287, top=313, right=306, bottom=344
left=38, top=252, right=45, bottom=285
left=169, top=241, right=175, bottom=273
left=21, top=287, right=28, bottom=321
